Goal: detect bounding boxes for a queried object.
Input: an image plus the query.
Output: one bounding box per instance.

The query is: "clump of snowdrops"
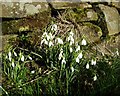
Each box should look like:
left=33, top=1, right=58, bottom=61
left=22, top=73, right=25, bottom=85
left=2, top=23, right=120, bottom=95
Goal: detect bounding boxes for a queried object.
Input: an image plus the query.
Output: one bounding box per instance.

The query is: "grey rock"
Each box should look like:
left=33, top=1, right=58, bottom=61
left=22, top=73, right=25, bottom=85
left=99, top=4, right=119, bottom=36
left=0, top=2, right=49, bottom=17
left=25, top=4, right=41, bottom=15
left=79, top=22, right=102, bottom=43
left=51, top=2, right=92, bottom=9
left=112, top=2, right=120, bottom=8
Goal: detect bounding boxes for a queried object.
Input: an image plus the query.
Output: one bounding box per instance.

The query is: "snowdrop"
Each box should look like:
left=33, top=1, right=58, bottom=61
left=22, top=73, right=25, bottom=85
left=58, top=48, right=63, bottom=60
left=8, top=51, right=12, bottom=62
left=67, top=33, right=74, bottom=45
left=76, top=45, right=80, bottom=52
left=49, top=33, right=54, bottom=40
left=116, top=49, right=119, bottom=56
left=41, top=38, right=48, bottom=45
left=42, top=32, right=47, bottom=38
left=93, top=75, right=97, bottom=81
left=91, top=59, right=96, bottom=65
left=78, top=52, right=83, bottom=59
left=76, top=52, right=83, bottom=63
left=71, top=66, right=74, bottom=73
left=51, top=24, right=57, bottom=31
left=21, top=55, right=24, bottom=62
left=81, top=38, right=87, bottom=45
left=31, top=70, right=35, bottom=74
left=76, top=57, right=80, bottom=63
left=70, top=47, right=73, bottom=53
left=28, top=56, right=32, bottom=60
left=86, top=63, right=89, bottom=69
left=67, top=37, right=74, bottom=45
left=46, top=34, right=50, bottom=41
left=13, top=51, right=17, bottom=56
left=12, top=61, right=15, bottom=68
left=49, top=41, right=54, bottom=47
left=61, top=57, right=66, bottom=64
left=56, top=38, right=63, bottom=44
left=70, top=31, right=74, bottom=37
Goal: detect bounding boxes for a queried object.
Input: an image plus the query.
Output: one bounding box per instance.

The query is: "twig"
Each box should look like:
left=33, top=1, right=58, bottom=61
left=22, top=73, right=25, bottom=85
left=17, top=47, right=42, bottom=59
left=57, top=12, right=71, bottom=24
left=18, top=70, right=53, bottom=87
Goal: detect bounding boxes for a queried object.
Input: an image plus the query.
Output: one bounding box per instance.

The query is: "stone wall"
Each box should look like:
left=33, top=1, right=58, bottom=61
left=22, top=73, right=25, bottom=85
left=0, top=1, right=120, bottom=55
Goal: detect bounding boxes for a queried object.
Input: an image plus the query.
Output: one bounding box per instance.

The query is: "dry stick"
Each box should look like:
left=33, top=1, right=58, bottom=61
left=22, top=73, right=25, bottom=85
left=57, top=14, right=71, bottom=25
left=17, top=47, right=42, bottom=59
left=18, top=70, right=53, bottom=87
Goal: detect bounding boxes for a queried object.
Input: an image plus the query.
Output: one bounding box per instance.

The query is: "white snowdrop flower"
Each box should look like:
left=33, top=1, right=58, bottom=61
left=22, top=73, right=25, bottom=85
left=46, top=34, right=50, bottom=41
left=8, top=51, right=12, bottom=58
left=49, top=33, right=54, bottom=40
left=91, top=59, right=96, bottom=65
left=41, top=39, right=48, bottom=45
left=28, top=56, right=32, bottom=60
left=51, top=24, right=57, bottom=31
left=61, top=57, right=66, bottom=64
left=56, top=38, right=63, bottom=44
left=58, top=48, right=63, bottom=60
left=76, top=52, right=82, bottom=63
left=49, top=41, right=54, bottom=47
left=93, top=75, right=97, bottom=81
left=67, top=35, right=73, bottom=42
left=70, top=40, right=74, bottom=46
left=86, top=63, right=89, bottom=69
left=21, top=55, right=24, bottom=62
left=41, top=38, right=45, bottom=45
left=12, top=61, right=15, bottom=68
left=67, top=36, right=71, bottom=42
left=76, top=57, right=79, bottom=63
left=71, top=36, right=74, bottom=42
left=116, top=49, right=119, bottom=56
left=78, top=52, right=83, bottom=59
left=71, top=66, right=74, bottom=73
left=81, top=39, right=87, bottom=45
left=70, top=47, right=73, bottom=53
left=8, top=51, right=12, bottom=62
left=70, top=31, right=74, bottom=37
left=76, top=45, right=80, bottom=52
left=42, top=32, right=47, bottom=38
left=13, top=51, right=17, bottom=56
left=31, top=70, right=35, bottom=74
left=44, top=39, right=48, bottom=45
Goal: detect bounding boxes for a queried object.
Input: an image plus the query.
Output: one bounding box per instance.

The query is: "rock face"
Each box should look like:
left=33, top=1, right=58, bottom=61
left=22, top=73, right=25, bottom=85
left=99, top=4, right=119, bottom=36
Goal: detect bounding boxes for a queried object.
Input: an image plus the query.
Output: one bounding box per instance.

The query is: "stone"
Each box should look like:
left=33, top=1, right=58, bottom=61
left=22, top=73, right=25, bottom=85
left=0, top=35, right=17, bottom=52
left=51, top=2, right=92, bottom=9
left=74, top=9, right=98, bottom=22
left=2, top=11, right=51, bottom=34
left=86, top=9, right=98, bottom=21
left=112, top=1, right=120, bottom=8
left=96, top=34, right=120, bottom=56
left=99, top=4, right=119, bottom=36
left=25, top=4, right=41, bottom=15
left=0, top=2, right=49, bottom=17
left=79, top=22, right=102, bottom=43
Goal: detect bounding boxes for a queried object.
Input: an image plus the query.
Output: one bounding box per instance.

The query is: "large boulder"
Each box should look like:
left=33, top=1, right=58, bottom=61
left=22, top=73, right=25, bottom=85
left=0, top=2, right=49, bottom=18
left=99, top=4, right=119, bottom=36
left=2, top=11, right=51, bottom=34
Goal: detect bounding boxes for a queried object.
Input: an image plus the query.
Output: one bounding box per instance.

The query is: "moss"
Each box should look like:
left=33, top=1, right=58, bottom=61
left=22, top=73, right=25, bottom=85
left=83, top=22, right=102, bottom=37
left=2, top=11, right=51, bottom=35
